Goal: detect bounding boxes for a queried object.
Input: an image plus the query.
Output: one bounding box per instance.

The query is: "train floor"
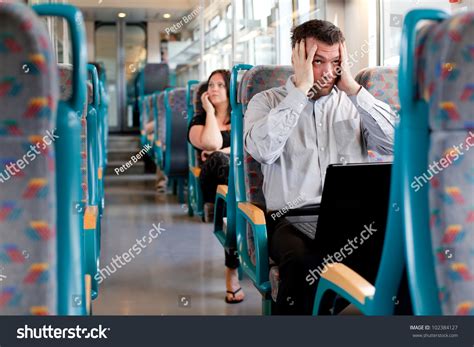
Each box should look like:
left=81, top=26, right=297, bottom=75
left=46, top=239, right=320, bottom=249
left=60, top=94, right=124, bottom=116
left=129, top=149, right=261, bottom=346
left=93, top=174, right=261, bottom=315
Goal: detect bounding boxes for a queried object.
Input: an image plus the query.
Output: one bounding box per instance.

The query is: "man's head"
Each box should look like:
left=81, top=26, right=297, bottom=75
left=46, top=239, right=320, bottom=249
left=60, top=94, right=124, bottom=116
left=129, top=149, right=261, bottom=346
left=291, top=20, right=345, bottom=96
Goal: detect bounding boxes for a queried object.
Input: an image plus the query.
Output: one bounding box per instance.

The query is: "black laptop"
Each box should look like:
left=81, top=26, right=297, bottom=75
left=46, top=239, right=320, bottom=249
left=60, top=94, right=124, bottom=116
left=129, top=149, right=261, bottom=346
left=285, top=162, right=392, bottom=243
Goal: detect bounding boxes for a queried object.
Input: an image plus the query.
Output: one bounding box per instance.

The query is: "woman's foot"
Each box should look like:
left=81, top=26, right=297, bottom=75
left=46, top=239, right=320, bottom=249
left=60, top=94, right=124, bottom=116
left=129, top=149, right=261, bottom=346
left=225, top=267, right=245, bottom=303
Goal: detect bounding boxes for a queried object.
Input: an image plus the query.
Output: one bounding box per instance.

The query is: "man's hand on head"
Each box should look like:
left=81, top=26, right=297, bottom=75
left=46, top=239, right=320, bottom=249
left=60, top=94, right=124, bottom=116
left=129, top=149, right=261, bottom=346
left=292, top=39, right=317, bottom=95
left=336, top=41, right=361, bottom=96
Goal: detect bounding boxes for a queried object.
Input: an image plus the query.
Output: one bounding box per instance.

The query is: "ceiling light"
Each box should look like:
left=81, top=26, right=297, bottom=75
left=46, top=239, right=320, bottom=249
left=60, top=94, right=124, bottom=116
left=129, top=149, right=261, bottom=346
left=118, top=12, right=127, bottom=18
left=163, top=13, right=171, bottom=19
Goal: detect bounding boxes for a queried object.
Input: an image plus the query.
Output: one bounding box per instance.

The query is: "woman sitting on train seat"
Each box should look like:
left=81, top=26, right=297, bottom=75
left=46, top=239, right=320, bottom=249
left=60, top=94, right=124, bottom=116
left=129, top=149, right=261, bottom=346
left=188, top=69, right=244, bottom=304
left=144, top=120, right=167, bottom=192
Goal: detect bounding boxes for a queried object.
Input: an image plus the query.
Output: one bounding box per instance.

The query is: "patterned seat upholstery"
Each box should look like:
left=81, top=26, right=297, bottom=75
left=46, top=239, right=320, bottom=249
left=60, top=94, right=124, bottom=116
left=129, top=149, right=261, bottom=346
left=156, top=92, right=166, bottom=152
left=355, top=67, right=400, bottom=112
left=416, top=13, right=474, bottom=315
left=355, top=67, right=400, bottom=162
left=239, top=65, right=294, bottom=297
left=0, top=2, right=58, bottom=315
left=165, top=88, right=188, bottom=177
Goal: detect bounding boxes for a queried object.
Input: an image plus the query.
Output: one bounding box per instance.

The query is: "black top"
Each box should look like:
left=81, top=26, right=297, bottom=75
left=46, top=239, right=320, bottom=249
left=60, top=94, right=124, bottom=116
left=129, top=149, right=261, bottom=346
left=187, top=111, right=231, bottom=151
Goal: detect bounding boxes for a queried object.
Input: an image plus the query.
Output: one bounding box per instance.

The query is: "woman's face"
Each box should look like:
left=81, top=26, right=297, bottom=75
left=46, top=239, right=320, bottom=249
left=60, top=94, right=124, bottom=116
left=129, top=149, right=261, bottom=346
left=207, top=73, right=227, bottom=105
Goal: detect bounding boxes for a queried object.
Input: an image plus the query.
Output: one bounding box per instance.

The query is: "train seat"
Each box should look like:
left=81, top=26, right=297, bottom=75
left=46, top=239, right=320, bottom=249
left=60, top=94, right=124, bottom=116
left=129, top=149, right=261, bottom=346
left=402, top=10, right=474, bottom=315
left=186, top=80, right=204, bottom=218
left=0, top=2, right=59, bottom=315
left=233, top=65, right=294, bottom=314
left=164, top=87, right=188, bottom=203
left=355, top=67, right=400, bottom=162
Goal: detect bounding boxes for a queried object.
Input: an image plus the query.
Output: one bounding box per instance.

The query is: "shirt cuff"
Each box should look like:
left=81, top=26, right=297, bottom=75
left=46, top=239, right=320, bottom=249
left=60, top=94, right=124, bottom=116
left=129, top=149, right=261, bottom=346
left=348, top=87, right=378, bottom=113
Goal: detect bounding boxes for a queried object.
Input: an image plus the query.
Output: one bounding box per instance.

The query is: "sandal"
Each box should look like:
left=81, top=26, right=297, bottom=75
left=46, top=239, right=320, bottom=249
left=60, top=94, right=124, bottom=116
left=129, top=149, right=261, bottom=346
left=225, top=287, right=244, bottom=304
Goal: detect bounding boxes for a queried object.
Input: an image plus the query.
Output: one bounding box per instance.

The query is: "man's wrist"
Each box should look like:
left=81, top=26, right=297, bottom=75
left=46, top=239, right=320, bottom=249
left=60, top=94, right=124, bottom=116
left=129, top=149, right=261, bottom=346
left=346, top=83, right=362, bottom=96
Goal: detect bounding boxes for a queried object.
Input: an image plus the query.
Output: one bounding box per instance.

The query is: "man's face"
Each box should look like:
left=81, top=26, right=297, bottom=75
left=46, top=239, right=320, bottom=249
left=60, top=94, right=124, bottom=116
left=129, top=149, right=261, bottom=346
left=305, top=37, right=341, bottom=97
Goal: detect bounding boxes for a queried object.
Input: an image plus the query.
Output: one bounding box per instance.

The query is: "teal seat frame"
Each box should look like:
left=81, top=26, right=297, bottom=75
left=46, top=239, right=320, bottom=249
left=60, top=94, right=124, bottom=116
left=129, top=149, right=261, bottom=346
left=398, top=9, right=449, bottom=315
left=33, top=4, right=87, bottom=315
left=228, top=64, right=273, bottom=314
left=186, top=80, right=204, bottom=218
left=85, top=64, right=101, bottom=301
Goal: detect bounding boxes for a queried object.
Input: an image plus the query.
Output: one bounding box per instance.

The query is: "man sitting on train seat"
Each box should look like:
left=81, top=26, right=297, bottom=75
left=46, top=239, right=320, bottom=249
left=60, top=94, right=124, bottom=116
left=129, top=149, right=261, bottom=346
left=244, top=19, right=397, bottom=314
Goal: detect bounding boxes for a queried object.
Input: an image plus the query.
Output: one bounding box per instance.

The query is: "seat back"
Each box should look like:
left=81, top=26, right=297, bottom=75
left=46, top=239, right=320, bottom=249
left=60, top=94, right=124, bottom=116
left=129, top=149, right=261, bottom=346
left=186, top=80, right=200, bottom=168
left=235, top=65, right=293, bottom=270
left=164, top=87, right=188, bottom=177
left=355, top=67, right=400, bottom=161
left=192, top=82, right=208, bottom=166
left=0, top=2, right=58, bottom=315
left=34, top=3, right=88, bottom=315
left=156, top=91, right=166, bottom=167
left=237, top=66, right=293, bottom=208
left=142, top=63, right=169, bottom=95
left=401, top=11, right=474, bottom=315
left=355, top=67, right=400, bottom=112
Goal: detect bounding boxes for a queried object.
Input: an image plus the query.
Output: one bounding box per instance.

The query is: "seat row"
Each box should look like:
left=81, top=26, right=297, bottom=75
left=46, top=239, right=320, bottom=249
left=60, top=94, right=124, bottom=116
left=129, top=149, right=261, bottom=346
left=0, top=3, right=109, bottom=315
left=136, top=64, right=189, bottom=203
left=182, top=9, right=473, bottom=315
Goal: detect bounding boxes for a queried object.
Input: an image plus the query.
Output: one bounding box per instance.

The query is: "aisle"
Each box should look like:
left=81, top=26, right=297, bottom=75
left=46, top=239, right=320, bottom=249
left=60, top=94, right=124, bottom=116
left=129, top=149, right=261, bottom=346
left=93, top=174, right=261, bottom=315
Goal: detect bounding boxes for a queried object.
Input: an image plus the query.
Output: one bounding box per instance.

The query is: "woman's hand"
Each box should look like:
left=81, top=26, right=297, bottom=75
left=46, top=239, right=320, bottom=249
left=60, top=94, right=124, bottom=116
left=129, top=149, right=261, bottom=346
left=201, top=149, right=214, bottom=162
left=201, top=91, right=215, bottom=114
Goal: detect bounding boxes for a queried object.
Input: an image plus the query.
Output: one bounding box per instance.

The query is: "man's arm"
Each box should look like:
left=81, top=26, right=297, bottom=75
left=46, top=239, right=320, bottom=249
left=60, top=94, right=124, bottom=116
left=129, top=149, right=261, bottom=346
left=348, top=88, right=397, bottom=155
left=336, top=41, right=396, bottom=155
left=244, top=39, right=316, bottom=165
left=244, top=89, right=307, bottom=164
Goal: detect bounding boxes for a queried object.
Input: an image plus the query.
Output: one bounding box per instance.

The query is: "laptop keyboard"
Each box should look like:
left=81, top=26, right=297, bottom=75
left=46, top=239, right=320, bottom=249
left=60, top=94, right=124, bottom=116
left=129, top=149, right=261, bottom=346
left=285, top=215, right=319, bottom=240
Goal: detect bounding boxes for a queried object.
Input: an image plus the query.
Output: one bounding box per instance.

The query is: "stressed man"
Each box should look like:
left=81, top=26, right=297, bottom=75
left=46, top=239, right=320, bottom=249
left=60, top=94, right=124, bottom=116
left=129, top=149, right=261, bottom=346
left=244, top=20, right=397, bottom=314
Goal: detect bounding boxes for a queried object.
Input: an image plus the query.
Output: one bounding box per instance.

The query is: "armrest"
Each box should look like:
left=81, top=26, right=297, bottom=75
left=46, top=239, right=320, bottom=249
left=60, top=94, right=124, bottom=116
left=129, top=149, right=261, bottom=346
left=216, top=184, right=228, bottom=197
left=84, top=206, right=98, bottom=230
left=190, top=166, right=201, bottom=178
left=236, top=201, right=270, bottom=289
left=320, top=263, right=375, bottom=305
left=237, top=202, right=266, bottom=225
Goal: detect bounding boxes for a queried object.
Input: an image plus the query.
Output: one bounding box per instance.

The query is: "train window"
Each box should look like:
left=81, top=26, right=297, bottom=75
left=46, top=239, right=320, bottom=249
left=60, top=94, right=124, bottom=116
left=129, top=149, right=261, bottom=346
left=381, top=0, right=452, bottom=66
left=210, top=15, right=221, bottom=29
left=297, top=0, right=311, bottom=24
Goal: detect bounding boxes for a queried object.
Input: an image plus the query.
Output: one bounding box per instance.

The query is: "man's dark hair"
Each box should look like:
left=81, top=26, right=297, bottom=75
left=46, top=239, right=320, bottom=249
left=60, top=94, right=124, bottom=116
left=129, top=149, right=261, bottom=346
left=291, top=19, right=345, bottom=47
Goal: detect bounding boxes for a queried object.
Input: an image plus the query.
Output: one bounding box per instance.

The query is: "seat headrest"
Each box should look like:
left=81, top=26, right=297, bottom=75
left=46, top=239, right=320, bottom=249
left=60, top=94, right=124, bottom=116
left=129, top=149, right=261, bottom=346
left=238, top=65, right=293, bottom=107
left=143, top=63, right=169, bottom=94
left=355, top=67, right=400, bottom=112
left=416, top=13, right=474, bottom=130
